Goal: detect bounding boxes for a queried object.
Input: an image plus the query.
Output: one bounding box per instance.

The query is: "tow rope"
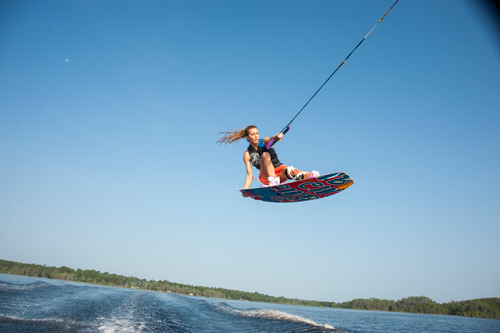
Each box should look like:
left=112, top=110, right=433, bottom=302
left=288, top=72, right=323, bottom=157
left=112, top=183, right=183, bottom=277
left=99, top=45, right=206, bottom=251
left=266, top=0, right=400, bottom=149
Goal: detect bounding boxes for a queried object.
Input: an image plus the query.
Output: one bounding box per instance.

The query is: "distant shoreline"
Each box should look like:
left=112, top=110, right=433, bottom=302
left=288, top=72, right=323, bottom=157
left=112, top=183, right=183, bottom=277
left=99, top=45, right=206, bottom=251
left=1, top=259, right=498, bottom=320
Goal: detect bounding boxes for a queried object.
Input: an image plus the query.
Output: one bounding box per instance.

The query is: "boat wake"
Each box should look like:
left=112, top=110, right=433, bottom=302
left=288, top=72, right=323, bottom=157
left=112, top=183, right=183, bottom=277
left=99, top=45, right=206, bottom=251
left=210, top=302, right=338, bottom=331
left=0, top=314, right=89, bottom=331
left=0, top=274, right=343, bottom=332
left=0, top=280, right=51, bottom=291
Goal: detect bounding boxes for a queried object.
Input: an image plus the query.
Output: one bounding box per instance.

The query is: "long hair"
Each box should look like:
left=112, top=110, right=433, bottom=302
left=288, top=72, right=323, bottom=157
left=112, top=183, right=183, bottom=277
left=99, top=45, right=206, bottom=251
left=216, top=125, right=257, bottom=146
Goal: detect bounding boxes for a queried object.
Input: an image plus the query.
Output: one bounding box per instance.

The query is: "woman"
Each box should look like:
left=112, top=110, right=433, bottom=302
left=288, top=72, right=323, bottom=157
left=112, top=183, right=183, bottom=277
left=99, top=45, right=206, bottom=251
left=217, top=125, right=319, bottom=195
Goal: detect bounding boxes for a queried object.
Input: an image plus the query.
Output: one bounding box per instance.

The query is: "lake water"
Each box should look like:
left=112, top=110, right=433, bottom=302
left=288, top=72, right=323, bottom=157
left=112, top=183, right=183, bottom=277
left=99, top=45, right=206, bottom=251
left=0, top=273, right=498, bottom=332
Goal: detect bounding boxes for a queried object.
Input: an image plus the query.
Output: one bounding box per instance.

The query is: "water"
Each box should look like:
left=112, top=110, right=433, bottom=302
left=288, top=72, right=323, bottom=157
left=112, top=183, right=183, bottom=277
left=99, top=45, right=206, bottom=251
left=1, top=274, right=498, bottom=333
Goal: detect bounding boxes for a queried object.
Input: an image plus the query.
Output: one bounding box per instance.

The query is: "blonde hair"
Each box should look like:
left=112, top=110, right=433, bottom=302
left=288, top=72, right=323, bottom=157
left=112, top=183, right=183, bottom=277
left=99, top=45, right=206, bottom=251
left=217, top=125, right=257, bottom=146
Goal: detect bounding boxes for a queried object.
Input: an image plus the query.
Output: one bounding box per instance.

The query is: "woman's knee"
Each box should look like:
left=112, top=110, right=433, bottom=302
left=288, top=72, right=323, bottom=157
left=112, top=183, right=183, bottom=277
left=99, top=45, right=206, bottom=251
left=260, top=152, right=271, bottom=164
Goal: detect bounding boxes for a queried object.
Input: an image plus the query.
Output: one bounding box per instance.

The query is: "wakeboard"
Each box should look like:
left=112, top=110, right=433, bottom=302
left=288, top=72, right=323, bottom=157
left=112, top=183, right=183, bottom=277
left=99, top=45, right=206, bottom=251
left=240, top=171, right=354, bottom=203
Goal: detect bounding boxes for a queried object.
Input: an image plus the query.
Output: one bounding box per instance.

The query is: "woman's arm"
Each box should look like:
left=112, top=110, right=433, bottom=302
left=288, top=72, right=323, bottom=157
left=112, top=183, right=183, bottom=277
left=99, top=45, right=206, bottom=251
left=242, top=151, right=253, bottom=194
left=262, top=132, right=284, bottom=147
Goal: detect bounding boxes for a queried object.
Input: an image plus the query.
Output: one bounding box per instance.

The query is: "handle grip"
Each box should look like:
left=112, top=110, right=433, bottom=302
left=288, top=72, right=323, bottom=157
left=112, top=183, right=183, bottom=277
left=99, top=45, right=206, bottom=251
left=265, top=126, right=290, bottom=150
left=265, top=138, right=275, bottom=150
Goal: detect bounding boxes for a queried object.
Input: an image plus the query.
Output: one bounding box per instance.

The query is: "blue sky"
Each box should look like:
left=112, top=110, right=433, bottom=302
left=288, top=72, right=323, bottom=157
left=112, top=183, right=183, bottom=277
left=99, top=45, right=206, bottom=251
left=1, top=0, right=499, bottom=304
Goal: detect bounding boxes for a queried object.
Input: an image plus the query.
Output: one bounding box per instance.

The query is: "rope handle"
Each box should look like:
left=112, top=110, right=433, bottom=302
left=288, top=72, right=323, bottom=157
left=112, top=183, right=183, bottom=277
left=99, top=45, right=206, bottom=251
left=266, top=126, right=290, bottom=150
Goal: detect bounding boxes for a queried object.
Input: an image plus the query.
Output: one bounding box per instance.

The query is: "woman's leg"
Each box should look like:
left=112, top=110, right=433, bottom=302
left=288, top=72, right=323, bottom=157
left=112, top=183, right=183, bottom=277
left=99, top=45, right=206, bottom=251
left=259, top=152, right=275, bottom=184
left=280, top=165, right=318, bottom=181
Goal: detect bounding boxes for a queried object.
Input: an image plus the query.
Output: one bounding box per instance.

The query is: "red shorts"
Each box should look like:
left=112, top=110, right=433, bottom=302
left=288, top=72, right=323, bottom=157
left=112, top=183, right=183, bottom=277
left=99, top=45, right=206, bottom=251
left=259, top=165, right=285, bottom=185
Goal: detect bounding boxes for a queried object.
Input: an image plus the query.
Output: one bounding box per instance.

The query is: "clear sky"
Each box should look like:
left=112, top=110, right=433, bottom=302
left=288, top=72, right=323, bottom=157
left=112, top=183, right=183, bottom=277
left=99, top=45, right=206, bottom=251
left=1, top=0, right=499, bottom=304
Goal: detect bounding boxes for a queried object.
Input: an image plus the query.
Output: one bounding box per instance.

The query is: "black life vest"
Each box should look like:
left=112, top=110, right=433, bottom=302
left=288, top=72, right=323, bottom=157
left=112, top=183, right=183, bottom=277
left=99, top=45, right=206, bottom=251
left=247, top=139, right=282, bottom=170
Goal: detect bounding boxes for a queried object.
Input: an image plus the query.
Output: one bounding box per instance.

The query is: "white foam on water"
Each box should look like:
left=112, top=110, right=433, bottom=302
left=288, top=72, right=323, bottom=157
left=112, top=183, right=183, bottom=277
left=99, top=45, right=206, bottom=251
left=215, top=304, right=336, bottom=330
left=95, top=292, right=149, bottom=332
left=241, top=308, right=335, bottom=329
left=0, top=314, right=62, bottom=322
left=97, top=316, right=146, bottom=333
left=0, top=314, right=83, bottom=327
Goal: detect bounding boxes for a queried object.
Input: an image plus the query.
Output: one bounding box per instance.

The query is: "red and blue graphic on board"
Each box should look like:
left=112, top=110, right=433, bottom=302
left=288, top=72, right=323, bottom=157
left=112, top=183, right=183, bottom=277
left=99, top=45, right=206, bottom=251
left=240, top=171, right=354, bottom=203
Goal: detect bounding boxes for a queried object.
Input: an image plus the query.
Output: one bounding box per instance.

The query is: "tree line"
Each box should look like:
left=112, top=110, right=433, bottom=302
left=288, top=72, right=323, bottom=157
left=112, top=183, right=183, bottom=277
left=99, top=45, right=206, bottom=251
left=339, top=296, right=500, bottom=319
left=1, top=259, right=498, bottom=319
